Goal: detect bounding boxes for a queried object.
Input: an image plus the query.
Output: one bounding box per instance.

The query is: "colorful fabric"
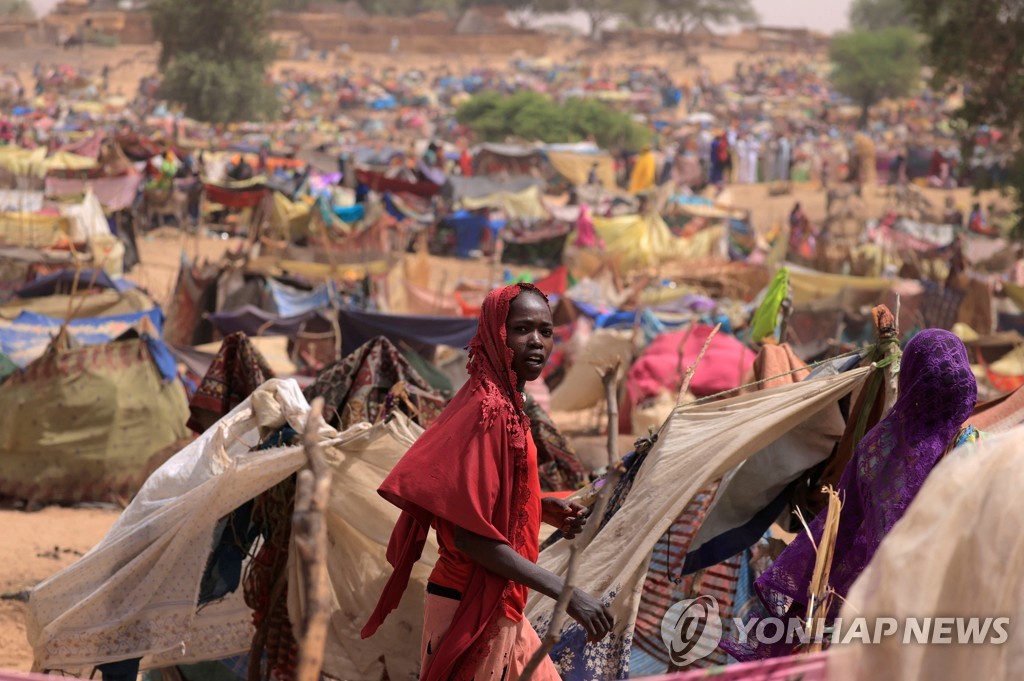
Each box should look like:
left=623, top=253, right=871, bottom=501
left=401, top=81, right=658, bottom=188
left=337, top=307, right=478, bottom=357
left=363, top=284, right=543, bottom=681
left=627, top=324, right=756, bottom=403
left=750, top=268, right=790, bottom=343
left=526, top=367, right=871, bottom=679
left=745, top=329, right=977, bottom=657
left=524, top=394, right=586, bottom=491
left=304, top=336, right=446, bottom=430
left=629, top=150, right=657, bottom=194
left=187, top=332, right=275, bottom=434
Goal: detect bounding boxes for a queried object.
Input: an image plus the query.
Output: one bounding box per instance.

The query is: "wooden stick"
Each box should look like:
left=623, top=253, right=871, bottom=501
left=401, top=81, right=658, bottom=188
left=520, top=361, right=623, bottom=681
left=677, top=323, right=721, bottom=405
left=804, top=485, right=843, bottom=653
left=292, top=397, right=333, bottom=681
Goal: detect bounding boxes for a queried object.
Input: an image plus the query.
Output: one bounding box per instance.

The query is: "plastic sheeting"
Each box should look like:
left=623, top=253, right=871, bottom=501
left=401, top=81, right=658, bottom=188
left=594, top=214, right=725, bottom=269
left=28, top=380, right=432, bottom=681
left=526, top=367, right=871, bottom=678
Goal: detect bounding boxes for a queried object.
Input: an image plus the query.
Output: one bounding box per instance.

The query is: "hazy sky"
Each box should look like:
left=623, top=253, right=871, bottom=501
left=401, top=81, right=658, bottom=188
left=29, top=0, right=854, bottom=34
left=753, top=0, right=852, bottom=32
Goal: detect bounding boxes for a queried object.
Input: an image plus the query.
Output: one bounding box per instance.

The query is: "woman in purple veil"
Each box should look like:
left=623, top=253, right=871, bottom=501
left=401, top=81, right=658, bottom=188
left=727, top=329, right=980, bottom=660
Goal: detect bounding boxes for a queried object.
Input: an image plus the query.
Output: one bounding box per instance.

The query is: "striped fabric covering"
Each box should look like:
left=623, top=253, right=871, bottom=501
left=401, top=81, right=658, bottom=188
left=632, top=483, right=746, bottom=674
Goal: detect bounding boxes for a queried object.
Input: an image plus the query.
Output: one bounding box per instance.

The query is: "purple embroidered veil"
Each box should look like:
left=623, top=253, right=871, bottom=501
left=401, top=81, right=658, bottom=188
left=754, top=329, right=977, bottom=621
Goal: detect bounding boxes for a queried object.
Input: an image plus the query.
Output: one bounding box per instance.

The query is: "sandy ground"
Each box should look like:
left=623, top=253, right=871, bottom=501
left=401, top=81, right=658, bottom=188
left=0, top=507, right=121, bottom=670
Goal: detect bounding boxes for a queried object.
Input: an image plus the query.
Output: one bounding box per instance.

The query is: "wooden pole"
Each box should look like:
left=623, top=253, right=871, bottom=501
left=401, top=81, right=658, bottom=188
left=292, top=397, right=333, bottom=681
left=678, top=323, right=721, bottom=405
left=520, top=360, right=623, bottom=681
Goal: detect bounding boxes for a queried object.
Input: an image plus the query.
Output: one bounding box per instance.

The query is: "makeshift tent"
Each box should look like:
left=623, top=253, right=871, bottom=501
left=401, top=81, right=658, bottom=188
left=208, top=305, right=331, bottom=339
left=0, top=338, right=190, bottom=504
left=593, top=214, right=725, bottom=269
left=0, top=212, right=68, bottom=248
left=337, top=307, right=478, bottom=357
left=549, top=329, right=634, bottom=412
left=545, top=149, right=616, bottom=190
left=58, top=189, right=111, bottom=241
left=27, top=380, right=434, bottom=681
left=526, top=367, right=871, bottom=677
left=0, top=307, right=165, bottom=368
left=46, top=174, right=142, bottom=212
left=14, top=267, right=119, bottom=298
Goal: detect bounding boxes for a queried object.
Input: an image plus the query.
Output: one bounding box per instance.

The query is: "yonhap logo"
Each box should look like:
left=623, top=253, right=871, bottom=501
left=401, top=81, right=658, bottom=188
left=660, top=595, right=723, bottom=666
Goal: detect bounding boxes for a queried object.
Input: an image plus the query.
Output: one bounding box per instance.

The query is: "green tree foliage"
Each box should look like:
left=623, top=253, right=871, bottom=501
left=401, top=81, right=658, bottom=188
left=150, top=0, right=278, bottom=123
left=456, top=91, right=649, bottom=150
left=655, top=0, right=758, bottom=35
left=907, top=0, right=1024, bottom=232
left=0, top=0, right=34, bottom=19
left=829, top=28, right=920, bottom=124
left=848, top=0, right=912, bottom=31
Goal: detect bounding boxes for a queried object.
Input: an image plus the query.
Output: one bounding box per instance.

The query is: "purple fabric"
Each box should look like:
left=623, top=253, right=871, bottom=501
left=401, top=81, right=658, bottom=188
left=738, top=329, right=977, bottom=658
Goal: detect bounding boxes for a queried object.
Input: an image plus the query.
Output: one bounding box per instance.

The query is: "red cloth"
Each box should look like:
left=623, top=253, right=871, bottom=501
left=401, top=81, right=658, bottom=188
left=362, top=283, right=544, bottom=681
left=627, top=324, right=756, bottom=403
left=533, top=265, right=569, bottom=296
left=429, top=431, right=541, bottom=622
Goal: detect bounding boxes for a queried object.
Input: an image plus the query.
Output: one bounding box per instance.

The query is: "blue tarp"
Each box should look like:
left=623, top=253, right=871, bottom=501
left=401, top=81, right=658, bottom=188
left=337, top=308, right=478, bottom=357
left=0, top=307, right=170, bottom=377
left=267, top=278, right=336, bottom=318
left=443, top=210, right=491, bottom=258
left=333, top=203, right=366, bottom=224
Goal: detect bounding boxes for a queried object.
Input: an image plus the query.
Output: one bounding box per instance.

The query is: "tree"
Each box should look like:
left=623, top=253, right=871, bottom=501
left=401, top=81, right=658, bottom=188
left=150, top=0, right=278, bottom=123
left=575, top=0, right=620, bottom=38
left=849, top=0, right=912, bottom=32
left=829, top=28, right=920, bottom=125
left=654, top=0, right=758, bottom=35
left=906, top=0, right=1024, bottom=234
left=0, top=0, right=34, bottom=19
left=456, top=91, right=649, bottom=151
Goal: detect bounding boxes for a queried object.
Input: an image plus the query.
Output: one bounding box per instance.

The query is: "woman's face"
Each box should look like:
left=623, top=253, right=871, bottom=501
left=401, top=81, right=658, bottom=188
left=505, top=291, right=554, bottom=387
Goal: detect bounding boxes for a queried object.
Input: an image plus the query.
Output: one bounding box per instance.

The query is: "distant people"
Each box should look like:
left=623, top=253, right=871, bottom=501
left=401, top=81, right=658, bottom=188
left=587, top=162, right=599, bottom=186
left=628, top=144, right=656, bottom=194
left=709, top=132, right=730, bottom=185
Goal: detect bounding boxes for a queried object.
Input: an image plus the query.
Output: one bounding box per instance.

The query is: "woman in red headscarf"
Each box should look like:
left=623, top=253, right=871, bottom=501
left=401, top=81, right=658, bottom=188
left=362, top=283, right=613, bottom=680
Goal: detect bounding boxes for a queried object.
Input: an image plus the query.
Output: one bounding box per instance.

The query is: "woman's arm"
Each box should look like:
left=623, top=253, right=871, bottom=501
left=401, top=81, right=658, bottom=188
left=454, top=527, right=613, bottom=641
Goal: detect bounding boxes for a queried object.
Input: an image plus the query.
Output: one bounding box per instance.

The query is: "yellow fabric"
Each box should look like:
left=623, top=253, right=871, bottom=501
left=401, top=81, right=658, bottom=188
left=460, top=185, right=548, bottom=220
left=249, top=256, right=390, bottom=279
left=952, top=322, right=980, bottom=344
left=787, top=266, right=895, bottom=306
left=546, top=150, right=617, bottom=189
left=593, top=213, right=723, bottom=269
left=990, top=345, right=1024, bottom=377
left=268, top=191, right=313, bottom=239
left=1004, top=281, right=1024, bottom=312
left=628, top=150, right=656, bottom=194
left=0, top=147, right=96, bottom=178
left=0, top=213, right=69, bottom=247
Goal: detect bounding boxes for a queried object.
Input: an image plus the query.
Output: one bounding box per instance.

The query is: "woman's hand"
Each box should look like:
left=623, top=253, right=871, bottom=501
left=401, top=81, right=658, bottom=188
left=541, top=497, right=588, bottom=539
left=567, top=588, right=614, bottom=642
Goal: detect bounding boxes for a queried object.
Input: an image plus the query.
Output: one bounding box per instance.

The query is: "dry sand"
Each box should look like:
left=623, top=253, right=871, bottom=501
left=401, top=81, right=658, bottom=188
left=0, top=507, right=121, bottom=670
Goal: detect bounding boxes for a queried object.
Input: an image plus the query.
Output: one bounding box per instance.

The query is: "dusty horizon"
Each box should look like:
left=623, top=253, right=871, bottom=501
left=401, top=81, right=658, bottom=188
left=28, top=0, right=853, bottom=33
